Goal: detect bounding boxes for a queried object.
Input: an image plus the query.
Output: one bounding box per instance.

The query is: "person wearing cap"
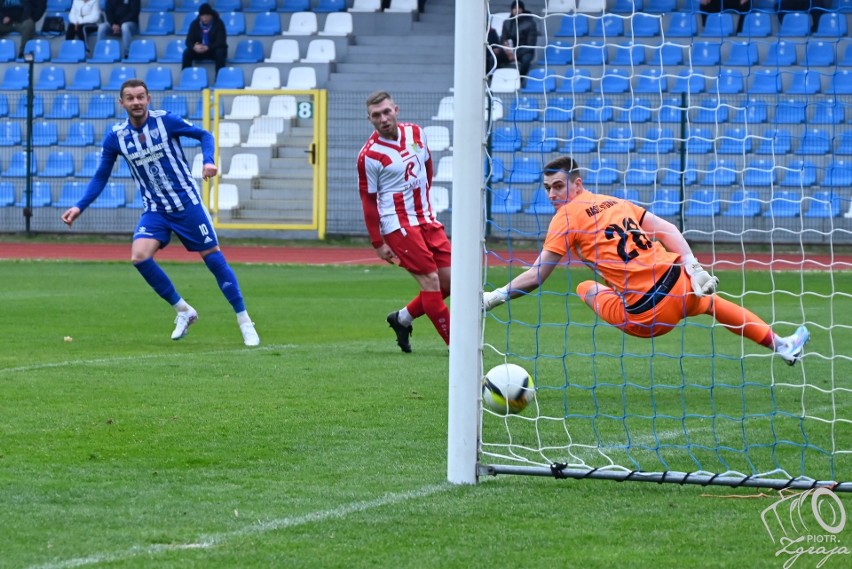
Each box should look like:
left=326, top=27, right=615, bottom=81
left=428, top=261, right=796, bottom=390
left=182, top=3, right=228, bottom=74
left=96, top=0, right=140, bottom=59
left=499, top=1, right=538, bottom=87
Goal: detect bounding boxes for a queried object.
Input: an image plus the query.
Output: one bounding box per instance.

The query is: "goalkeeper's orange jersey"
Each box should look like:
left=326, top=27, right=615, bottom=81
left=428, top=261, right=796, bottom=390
left=543, top=190, right=680, bottom=301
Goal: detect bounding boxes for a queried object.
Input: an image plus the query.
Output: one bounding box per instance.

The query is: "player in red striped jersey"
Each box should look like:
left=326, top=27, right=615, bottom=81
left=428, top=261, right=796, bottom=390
left=357, top=91, right=451, bottom=353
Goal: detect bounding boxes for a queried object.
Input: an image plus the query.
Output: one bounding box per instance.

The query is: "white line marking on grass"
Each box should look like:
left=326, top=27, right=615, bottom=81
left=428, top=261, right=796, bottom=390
left=27, top=483, right=451, bottom=569
left=0, top=345, right=297, bottom=375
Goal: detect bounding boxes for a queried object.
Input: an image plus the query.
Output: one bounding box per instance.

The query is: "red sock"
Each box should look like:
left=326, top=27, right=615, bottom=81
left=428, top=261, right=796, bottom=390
left=420, top=290, right=450, bottom=345
left=406, top=289, right=450, bottom=320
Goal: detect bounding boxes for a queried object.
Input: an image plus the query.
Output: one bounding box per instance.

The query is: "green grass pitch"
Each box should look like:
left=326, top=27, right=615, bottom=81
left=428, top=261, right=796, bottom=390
left=1, top=259, right=849, bottom=569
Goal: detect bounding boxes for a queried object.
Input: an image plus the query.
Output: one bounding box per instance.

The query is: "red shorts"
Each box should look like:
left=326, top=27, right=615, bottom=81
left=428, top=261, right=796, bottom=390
left=383, top=222, right=451, bottom=275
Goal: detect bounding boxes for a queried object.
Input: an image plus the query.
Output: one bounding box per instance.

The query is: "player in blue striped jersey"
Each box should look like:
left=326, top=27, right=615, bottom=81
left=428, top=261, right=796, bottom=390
left=61, top=79, right=260, bottom=346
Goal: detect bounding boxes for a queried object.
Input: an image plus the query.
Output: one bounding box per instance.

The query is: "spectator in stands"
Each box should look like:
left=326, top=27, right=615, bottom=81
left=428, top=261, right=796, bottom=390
left=182, top=3, right=227, bottom=74
left=486, top=23, right=509, bottom=82
left=66, top=0, right=101, bottom=42
left=97, top=0, right=140, bottom=59
left=778, top=0, right=825, bottom=33
left=500, top=1, right=538, bottom=87
left=699, top=0, right=752, bottom=35
left=0, top=0, right=40, bottom=59
left=482, top=155, right=811, bottom=367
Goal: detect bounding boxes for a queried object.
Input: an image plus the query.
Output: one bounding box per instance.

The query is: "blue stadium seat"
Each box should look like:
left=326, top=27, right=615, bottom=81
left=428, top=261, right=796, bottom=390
left=223, top=11, right=246, bottom=35
left=247, top=0, right=278, bottom=11
left=557, top=69, right=591, bottom=93
left=11, top=94, right=44, bottom=118
left=104, top=66, right=137, bottom=90
left=125, top=39, right=158, bottom=63
left=685, top=189, right=720, bottom=216
left=575, top=96, right=613, bottom=122
left=229, top=39, right=265, bottom=63
left=82, top=94, right=115, bottom=119
left=584, top=157, right=619, bottom=185
left=77, top=151, right=101, bottom=178
left=671, top=70, right=705, bottom=94
left=555, top=13, right=589, bottom=37
left=141, top=12, right=175, bottom=35
left=160, top=39, right=186, bottom=63
left=54, top=40, right=86, bottom=63
left=490, top=187, right=522, bottom=214
left=162, top=94, right=190, bottom=117
left=804, top=191, right=841, bottom=218
left=731, top=97, right=767, bottom=124
left=559, top=126, right=597, bottom=153
left=175, top=0, right=204, bottom=11
left=15, top=182, right=51, bottom=207
left=505, top=96, right=539, bottom=122
left=646, top=0, right=676, bottom=12
left=522, top=127, right=558, bottom=153
left=612, top=0, right=642, bottom=11
left=815, top=12, right=847, bottom=38
left=634, top=69, right=666, bottom=94
left=35, top=66, right=65, bottom=90
left=775, top=99, right=807, bottom=124
left=539, top=40, right=571, bottom=65
left=738, top=11, right=772, bottom=37
left=796, top=129, right=831, bottom=155
left=42, top=151, right=74, bottom=177
left=491, top=126, right=521, bottom=152
left=691, top=41, right=721, bottom=66
left=693, top=97, right=728, bottom=124
left=177, top=67, right=208, bottom=90
left=631, top=13, right=660, bottom=37
left=55, top=182, right=86, bottom=207
left=32, top=121, right=59, bottom=146
left=600, top=68, right=630, bottom=94
left=1, top=65, right=28, bottom=90
left=128, top=192, right=144, bottom=209
left=723, top=190, right=761, bottom=217
left=90, top=182, right=127, bottom=208
left=524, top=187, right=555, bottom=215
left=841, top=43, right=852, bottom=66
left=247, top=12, right=282, bottom=35
left=589, top=13, right=624, bottom=37
left=543, top=96, right=572, bottom=122
left=60, top=121, right=95, bottom=147
left=614, top=188, right=645, bottom=203
left=315, top=0, right=347, bottom=11
left=756, top=129, right=792, bottom=155
left=640, top=127, right=675, bottom=154
left=145, top=66, right=174, bottom=90
left=649, top=43, right=684, bottom=66
left=215, top=66, right=245, bottom=89
left=44, top=93, right=80, bottom=119
left=742, top=159, right=776, bottom=186
left=89, top=39, right=121, bottom=63
left=836, top=131, right=852, bottom=154
left=666, top=12, right=697, bottom=37
left=611, top=42, right=645, bottom=66
left=659, top=96, right=685, bottom=122
left=624, top=158, right=657, bottom=185
left=702, top=13, right=734, bottom=37
left=702, top=159, right=738, bottom=186
left=765, top=191, right=802, bottom=218
left=648, top=188, right=681, bottom=216
left=24, top=39, right=51, bottom=62
left=47, top=0, right=72, bottom=10
left=748, top=69, right=781, bottom=94
left=4, top=151, right=37, bottom=178
left=779, top=12, right=810, bottom=37
left=0, top=94, right=8, bottom=118
left=787, top=70, right=822, bottom=95
left=488, top=156, right=505, bottom=183
left=522, top=68, right=557, bottom=93
left=114, top=158, right=132, bottom=178
left=686, top=127, right=713, bottom=154
left=763, top=41, right=798, bottom=66
left=805, top=41, right=835, bottom=67
left=715, top=69, right=744, bottom=94
left=617, top=97, right=652, bottom=123
left=144, top=0, right=175, bottom=10
left=0, top=38, right=16, bottom=62
left=781, top=160, right=817, bottom=187
left=831, top=70, right=852, bottom=95
left=0, top=121, right=21, bottom=146
left=717, top=127, right=752, bottom=154
left=280, top=0, right=311, bottom=12
left=0, top=182, right=14, bottom=207
left=508, top=156, right=541, bottom=184
left=724, top=42, right=758, bottom=66
left=823, top=160, right=852, bottom=187
left=573, top=42, right=608, bottom=66
left=177, top=13, right=193, bottom=35
left=600, top=126, right=635, bottom=153
left=661, top=159, right=698, bottom=186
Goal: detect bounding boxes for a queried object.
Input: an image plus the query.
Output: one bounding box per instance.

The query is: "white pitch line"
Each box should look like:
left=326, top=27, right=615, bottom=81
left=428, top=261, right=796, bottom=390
left=26, top=483, right=451, bottom=569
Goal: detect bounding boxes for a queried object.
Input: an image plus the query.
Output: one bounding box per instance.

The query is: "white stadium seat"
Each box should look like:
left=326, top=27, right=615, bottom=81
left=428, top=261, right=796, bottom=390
left=218, top=122, right=242, bottom=147
left=223, top=153, right=259, bottom=179
left=282, top=12, right=318, bottom=36
left=431, top=96, right=454, bottom=121
left=225, top=95, right=261, bottom=119
left=301, top=39, right=336, bottom=63
left=433, top=156, right=453, bottom=182
left=319, top=12, right=353, bottom=36
left=284, top=67, right=317, bottom=89
left=385, top=0, right=417, bottom=12
left=267, top=95, right=297, bottom=118
left=248, top=67, right=281, bottom=89
left=431, top=185, right=450, bottom=213
left=349, top=0, right=381, bottom=11
left=214, top=183, right=239, bottom=211
left=242, top=117, right=285, bottom=147
left=265, top=39, right=300, bottom=63
left=423, top=125, right=451, bottom=152
left=490, top=68, right=520, bottom=93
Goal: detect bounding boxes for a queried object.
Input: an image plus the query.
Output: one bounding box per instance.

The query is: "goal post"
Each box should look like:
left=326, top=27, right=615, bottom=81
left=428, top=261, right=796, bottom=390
left=447, top=0, right=852, bottom=492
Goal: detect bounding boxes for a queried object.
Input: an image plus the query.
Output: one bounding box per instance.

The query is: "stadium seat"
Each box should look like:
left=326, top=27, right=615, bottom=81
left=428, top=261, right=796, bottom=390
left=831, top=70, right=852, bottom=95
left=805, top=41, right=835, bottom=67
left=765, top=191, right=802, bottom=218
left=429, top=155, right=451, bottom=182
left=804, top=191, right=841, bottom=218
left=648, top=188, right=681, bottom=216
left=600, top=126, right=634, bottom=153
left=315, top=0, right=347, bottom=11
left=176, top=67, right=207, bottom=91
left=661, top=159, right=698, bottom=186
left=55, top=182, right=86, bottom=207
left=539, top=40, right=572, bottom=65
left=543, top=96, right=573, bottom=122
left=646, top=0, right=676, bottom=12
left=717, top=127, right=752, bottom=154
left=490, top=187, right=522, bottom=214
left=488, top=156, right=504, bottom=182
left=141, top=12, right=175, bottom=35
left=490, top=68, right=520, bottom=93
left=77, top=151, right=101, bottom=178
left=775, top=99, right=807, bottom=124
left=423, top=125, right=450, bottom=152
left=724, top=41, right=758, bottom=66
left=796, top=129, right=831, bottom=155
left=686, top=127, right=713, bottom=154
left=113, top=159, right=132, bottom=178
left=282, top=11, right=318, bottom=35
left=223, top=153, right=259, bottom=179
left=522, top=127, right=558, bottom=153
left=666, top=12, right=697, bottom=37
left=215, top=67, right=245, bottom=89
left=15, top=181, right=51, bottom=207
left=836, top=131, right=852, bottom=155
left=693, top=97, right=728, bottom=124
left=659, top=96, right=685, bottom=123
left=82, top=94, right=115, bottom=119
left=702, top=13, right=734, bottom=37
left=60, top=121, right=95, bottom=147
left=702, top=159, right=738, bottom=186
left=0, top=95, right=8, bottom=118
left=779, top=12, right=810, bottom=37
left=302, top=39, right=336, bottom=63
left=780, top=160, right=817, bottom=187
left=589, top=13, right=624, bottom=37
left=823, top=160, right=852, bottom=187
left=32, top=121, right=59, bottom=146
left=559, top=126, right=597, bottom=154
left=639, top=127, right=675, bottom=154
left=505, top=96, right=539, bottom=122
left=23, top=39, right=51, bottom=62
left=576, top=96, right=613, bottom=122
left=175, top=0, right=204, bottom=11
left=44, top=95, right=79, bottom=122
left=144, top=0, right=175, bottom=9
left=723, top=190, right=761, bottom=217
left=319, top=12, right=354, bottom=36
left=161, top=94, right=189, bottom=117
left=611, top=189, right=642, bottom=204
left=266, top=39, right=300, bottom=63
left=230, top=39, right=265, bottom=63
left=748, top=69, right=781, bottom=94
left=525, top=187, right=555, bottom=215
left=281, top=0, right=311, bottom=12
left=104, top=66, right=136, bottom=90
left=160, top=40, right=186, bottom=63
left=814, top=12, right=847, bottom=38
left=631, top=13, right=660, bottom=37
left=91, top=182, right=127, bottom=208
left=54, top=40, right=86, bottom=63
left=617, top=97, right=652, bottom=123
left=248, top=12, right=282, bottom=35
left=246, top=0, right=278, bottom=11
left=491, top=126, right=521, bottom=152
left=11, top=94, right=43, bottom=118
left=248, top=67, right=281, bottom=89
left=211, top=182, right=240, bottom=211
left=508, top=156, right=541, bottom=184
left=0, top=182, right=14, bottom=207
left=611, top=42, right=645, bottom=66
left=222, top=11, right=247, bottom=36
left=691, top=42, right=721, bottom=66
left=432, top=97, right=452, bottom=121
left=145, top=66, right=173, bottom=91
left=574, top=41, right=608, bottom=65
left=125, top=39, right=158, bottom=63
left=35, top=66, right=65, bottom=90
left=584, top=157, right=619, bottom=185
left=557, top=69, right=592, bottom=94
left=177, top=13, right=192, bottom=34
left=685, top=189, right=720, bottom=217
left=715, top=69, right=744, bottom=94
left=763, top=41, right=798, bottom=66
left=600, top=68, right=630, bottom=94
left=625, top=158, right=657, bottom=185
left=649, top=43, right=684, bottom=66
left=266, top=95, right=298, bottom=119
left=88, top=39, right=122, bottom=63
left=385, top=0, right=419, bottom=12
left=634, top=69, right=666, bottom=94
left=225, top=95, right=261, bottom=120
left=555, top=13, right=589, bottom=37
left=1, top=66, right=28, bottom=90
left=742, top=159, right=776, bottom=186
left=4, top=151, right=37, bottom=178
left=0, top=38, right=16, bottom=62
left=756, top=129, right=792, bottom=155
left=731, top=97, right=767, bottom=124
left=285, top=67, right=317, bottom=89
left=0, top=121, right=21, bottom=146
left=787, top=70, right=822, bottom=95
left=671, top=70, right=705, bottom=94
left=738, top=11, right=772, bottom=37
left=218, top=122, right=242, bottom=148
left=42, top=151, right=74, bottom=177
left=523, top=68, right=557, bottom=94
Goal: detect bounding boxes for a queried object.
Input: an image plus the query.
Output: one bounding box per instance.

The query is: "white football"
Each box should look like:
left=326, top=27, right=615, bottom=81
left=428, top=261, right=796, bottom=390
left=482, top=363, right=535, bottom=415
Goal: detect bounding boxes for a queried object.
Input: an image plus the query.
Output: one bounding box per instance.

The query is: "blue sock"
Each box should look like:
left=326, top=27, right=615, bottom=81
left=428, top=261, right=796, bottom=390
left=134, top=258, right=181, bottom=305
left=204, top=251, right=246, bottom=313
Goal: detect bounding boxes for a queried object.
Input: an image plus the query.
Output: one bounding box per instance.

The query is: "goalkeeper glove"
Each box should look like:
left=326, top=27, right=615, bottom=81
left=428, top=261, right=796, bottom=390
left=682, top=254, right=719, bottom=298
left=483, top=286, right=509, bottom=311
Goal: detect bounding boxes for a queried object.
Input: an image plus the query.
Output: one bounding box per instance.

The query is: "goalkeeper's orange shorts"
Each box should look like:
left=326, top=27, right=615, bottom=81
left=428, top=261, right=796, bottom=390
left=576, top=264, right=713, bottom=338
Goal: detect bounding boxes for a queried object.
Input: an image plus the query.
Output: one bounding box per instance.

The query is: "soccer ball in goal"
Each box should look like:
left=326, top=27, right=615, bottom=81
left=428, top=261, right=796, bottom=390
left=482, top=363, right=536, bottom=415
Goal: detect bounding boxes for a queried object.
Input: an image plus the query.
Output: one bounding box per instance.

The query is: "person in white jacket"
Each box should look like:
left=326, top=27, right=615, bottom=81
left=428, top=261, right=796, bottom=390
left=66, top=0, right=101, bottom=42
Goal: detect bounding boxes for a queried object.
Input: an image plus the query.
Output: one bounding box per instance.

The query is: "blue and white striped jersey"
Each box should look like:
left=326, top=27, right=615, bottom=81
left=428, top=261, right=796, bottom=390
left=76, top=110, right=215, bottom=213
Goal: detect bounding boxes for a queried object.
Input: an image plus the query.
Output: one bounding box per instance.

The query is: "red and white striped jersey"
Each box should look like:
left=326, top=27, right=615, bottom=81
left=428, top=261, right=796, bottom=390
left=357, top=122, right=436, bottom=247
